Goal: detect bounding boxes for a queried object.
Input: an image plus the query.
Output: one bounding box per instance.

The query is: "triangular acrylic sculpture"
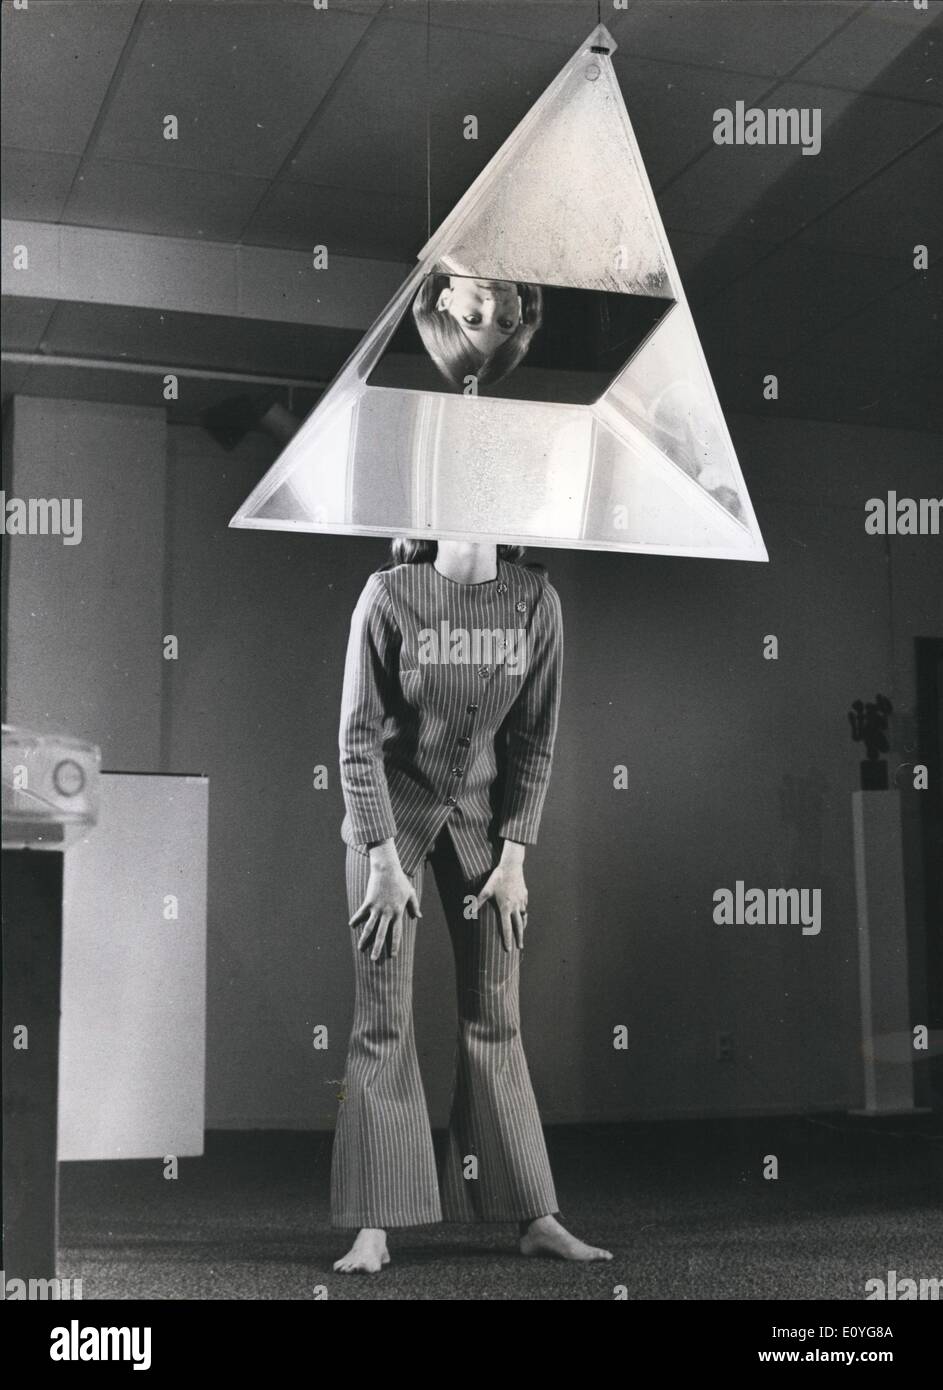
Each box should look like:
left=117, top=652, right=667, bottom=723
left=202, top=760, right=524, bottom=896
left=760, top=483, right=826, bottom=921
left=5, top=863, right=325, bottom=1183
left=231, top=24, right=767, bottom=562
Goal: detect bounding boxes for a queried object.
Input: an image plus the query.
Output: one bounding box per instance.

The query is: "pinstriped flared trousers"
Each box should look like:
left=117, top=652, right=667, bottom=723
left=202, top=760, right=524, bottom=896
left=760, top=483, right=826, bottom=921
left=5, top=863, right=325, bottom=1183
left=330, top=826, right=559, bottom=1229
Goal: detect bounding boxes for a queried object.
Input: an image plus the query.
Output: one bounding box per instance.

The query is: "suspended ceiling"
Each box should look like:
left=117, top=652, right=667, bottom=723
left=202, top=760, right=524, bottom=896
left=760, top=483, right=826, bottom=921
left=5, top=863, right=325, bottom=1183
left=1, top=0, right=941, bottom=432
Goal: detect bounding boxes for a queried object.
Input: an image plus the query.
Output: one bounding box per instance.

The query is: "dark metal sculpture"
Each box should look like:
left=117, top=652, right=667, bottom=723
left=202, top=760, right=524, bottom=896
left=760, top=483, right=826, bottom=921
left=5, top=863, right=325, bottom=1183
left=849, top=694, right=893, bottom=790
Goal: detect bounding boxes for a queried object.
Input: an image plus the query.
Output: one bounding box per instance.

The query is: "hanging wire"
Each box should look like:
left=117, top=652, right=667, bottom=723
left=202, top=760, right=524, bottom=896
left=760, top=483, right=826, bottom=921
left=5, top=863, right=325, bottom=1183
left=425, top=0, right=432, bottom=244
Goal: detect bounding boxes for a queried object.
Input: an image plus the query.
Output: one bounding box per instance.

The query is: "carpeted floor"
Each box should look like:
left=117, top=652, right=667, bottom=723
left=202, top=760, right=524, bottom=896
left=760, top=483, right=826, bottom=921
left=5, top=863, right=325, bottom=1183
left=57, top=1115, right=942, bottom=1300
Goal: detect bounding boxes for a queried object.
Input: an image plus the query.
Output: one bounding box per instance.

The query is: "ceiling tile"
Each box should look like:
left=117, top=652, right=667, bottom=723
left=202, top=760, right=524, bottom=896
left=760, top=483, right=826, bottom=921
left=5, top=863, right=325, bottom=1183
left=426, top=0, right=620, bottom=47
left=665, top=227, right=782, bottom=303
left=886, top=362, right=943, bottom=432
left=695, top=243, right=911, bottom=358
left=792, top=3, right=943, bottom=105
left=614, top=0, right=853, bottom=77
left=775, top=357, right=939, bottom=433
left=796, top=267, right=940, bottom=379
left=614, top=57, right=771, bottom=189
left=1, top=147, right=80, bottom=221
left=0, top=0, right=137, bottom=154
left=427, top=28, right=567, bottom=220
left=796, top=130, right=943, bottom=256
left=93, top=2, right=373, bottom=178
left=707, top=349, right=795, bottom=411
left=657, top=83, right=942, bottom=242
left=0, top=295, right=59, bottom=350
left=63, top=159, right=269, bottom=240
left=285, top=18, right=427, bottom=200
left=245, top=179, right=427, bottom=259
left=41, top=301, right=361, bottom=382
left=709, top=346, right=938, bottom=433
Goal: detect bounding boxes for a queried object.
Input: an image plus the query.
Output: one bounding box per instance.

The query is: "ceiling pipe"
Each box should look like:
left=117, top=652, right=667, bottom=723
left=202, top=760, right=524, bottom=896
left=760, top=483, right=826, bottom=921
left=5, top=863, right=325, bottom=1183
left=1, top=351, right=327, bottom=392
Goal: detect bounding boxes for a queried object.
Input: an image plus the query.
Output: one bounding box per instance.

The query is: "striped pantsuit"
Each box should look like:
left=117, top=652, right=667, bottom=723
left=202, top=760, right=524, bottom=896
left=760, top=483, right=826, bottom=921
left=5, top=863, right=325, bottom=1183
left=330, top=826, right=559, bottom=1229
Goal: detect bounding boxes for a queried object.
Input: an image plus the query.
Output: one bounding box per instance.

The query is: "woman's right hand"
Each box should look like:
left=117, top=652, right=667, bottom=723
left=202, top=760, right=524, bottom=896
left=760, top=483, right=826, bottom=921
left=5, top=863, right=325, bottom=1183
left=348, top=841, right=421, bottom=961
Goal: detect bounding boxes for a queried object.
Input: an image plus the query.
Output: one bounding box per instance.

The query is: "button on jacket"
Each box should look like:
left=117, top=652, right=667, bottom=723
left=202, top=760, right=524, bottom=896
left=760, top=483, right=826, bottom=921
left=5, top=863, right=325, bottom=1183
left=339, top=557, right=563, bottom=878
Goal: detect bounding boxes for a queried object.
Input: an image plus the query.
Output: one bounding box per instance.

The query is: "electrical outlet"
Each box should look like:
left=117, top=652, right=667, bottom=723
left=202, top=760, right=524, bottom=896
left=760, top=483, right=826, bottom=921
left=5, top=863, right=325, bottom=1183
left=715, top=1031, right=735, bottom=1062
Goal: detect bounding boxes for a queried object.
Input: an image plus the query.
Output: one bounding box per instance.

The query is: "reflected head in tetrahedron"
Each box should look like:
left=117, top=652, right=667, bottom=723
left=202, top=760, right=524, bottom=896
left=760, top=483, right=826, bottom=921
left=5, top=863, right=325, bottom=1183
left=366, top=267, right=676, bottom=405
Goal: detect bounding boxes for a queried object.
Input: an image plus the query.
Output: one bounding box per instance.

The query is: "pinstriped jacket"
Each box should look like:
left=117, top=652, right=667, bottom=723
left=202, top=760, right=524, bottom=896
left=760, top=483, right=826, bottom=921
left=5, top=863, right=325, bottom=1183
left=338, top=557, right=563, bottom=879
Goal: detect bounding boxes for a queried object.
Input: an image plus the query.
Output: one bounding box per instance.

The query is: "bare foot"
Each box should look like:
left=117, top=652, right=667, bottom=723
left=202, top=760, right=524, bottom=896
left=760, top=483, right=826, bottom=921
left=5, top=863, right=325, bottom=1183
left=520, top=1215, right=612, bottom=1262
left=333, top=1227, right=390, bottom=1274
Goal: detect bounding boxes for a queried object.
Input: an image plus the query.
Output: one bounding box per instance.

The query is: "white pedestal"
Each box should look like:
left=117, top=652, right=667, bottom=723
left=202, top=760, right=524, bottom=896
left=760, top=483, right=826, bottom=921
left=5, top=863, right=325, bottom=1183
left=851, top=789, right=922, bottom=1115
left=59, top=773, right=209, bottom=1159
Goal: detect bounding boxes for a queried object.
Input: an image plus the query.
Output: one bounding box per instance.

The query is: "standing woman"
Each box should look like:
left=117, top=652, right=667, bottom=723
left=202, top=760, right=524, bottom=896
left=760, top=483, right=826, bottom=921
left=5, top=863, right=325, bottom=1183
left=331, top=538, right=611, bottom=1274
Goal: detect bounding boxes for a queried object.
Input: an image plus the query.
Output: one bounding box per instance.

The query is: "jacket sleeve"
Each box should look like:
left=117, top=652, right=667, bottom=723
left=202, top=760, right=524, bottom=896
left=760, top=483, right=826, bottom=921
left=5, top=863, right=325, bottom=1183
left=338, top=572, right=399, bottom=845
left=497, top=579, right=564, bottom=846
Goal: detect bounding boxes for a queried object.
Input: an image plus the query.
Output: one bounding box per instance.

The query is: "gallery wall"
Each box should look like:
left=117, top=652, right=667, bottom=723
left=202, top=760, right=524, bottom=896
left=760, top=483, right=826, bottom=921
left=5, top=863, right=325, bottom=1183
left=4, top=395, right=940, bottom=1127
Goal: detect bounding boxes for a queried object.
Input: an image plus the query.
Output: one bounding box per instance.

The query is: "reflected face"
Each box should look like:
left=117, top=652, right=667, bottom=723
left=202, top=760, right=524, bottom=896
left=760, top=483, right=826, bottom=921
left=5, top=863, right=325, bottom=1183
left=435, top=277, right=523, bottom=358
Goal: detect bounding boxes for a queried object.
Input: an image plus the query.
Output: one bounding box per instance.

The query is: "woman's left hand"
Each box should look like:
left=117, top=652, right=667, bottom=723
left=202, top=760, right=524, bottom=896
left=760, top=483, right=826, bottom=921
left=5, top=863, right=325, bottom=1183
left=475, top=863, right=528, bottom=952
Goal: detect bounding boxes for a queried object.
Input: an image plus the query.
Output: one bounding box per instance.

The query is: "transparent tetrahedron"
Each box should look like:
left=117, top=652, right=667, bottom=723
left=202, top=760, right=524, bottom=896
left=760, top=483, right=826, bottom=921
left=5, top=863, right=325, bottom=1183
left=231, top=24, right=767, bottom=562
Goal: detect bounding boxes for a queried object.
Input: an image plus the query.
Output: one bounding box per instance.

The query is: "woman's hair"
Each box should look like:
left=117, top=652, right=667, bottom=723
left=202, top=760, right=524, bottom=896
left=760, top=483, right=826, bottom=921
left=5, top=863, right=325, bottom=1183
left=412, top=273, right=543, bottom=391
left=382, top=539, right=528, bottom=569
